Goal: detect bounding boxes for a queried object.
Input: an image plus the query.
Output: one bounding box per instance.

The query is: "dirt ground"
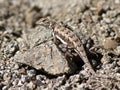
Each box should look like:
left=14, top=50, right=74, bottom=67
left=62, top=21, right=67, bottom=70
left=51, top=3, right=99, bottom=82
left=0, top=0, right=120, bottom=90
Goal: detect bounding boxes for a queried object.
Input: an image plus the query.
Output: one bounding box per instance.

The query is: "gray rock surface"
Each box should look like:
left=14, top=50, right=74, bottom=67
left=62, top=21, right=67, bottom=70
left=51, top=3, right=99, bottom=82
left=14, top=26, right=77, bottom=75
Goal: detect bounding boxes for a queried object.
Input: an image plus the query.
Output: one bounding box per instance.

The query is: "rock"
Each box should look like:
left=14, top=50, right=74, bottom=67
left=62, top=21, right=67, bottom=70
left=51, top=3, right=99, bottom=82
left=14, top=40, right=77, bottom=75
left=12, top=79, right=19, bottom=86
left=21, top=75, right=30, bottom=83
left=14, top=26, right=77, bottom=75
left=27, top=69, right=36, bottom=77
left=13, top=63, right=19, bottom=70
left=36, top=75, right=46, bottom=85
left=53, top=75, right=66, bottom=87
left=116, top=46, right=120, bottom=55
left=18, top=68, right=26, bottom=74
left=17, top=80, right=23, bottom=86
left=117, top=60, right=120, bottom=66
left=26, top=81, right=36, bottom=90
left=2, top=86, right=8, bottom=90
left=101, top=55, right=111, bottom=64
left=3, top=73, right=11, bottom=81
left=103, top=37, right=118, bottom=50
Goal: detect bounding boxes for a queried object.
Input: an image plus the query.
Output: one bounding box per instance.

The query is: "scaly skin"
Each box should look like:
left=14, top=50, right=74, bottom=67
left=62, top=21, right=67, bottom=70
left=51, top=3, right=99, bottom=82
left=37, top=18, right=95, bottom=74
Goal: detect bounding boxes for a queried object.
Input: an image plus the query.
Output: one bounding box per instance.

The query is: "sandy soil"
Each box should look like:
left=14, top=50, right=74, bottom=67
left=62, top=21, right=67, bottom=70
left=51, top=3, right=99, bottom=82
left=0, top=0, right=120, bottom=90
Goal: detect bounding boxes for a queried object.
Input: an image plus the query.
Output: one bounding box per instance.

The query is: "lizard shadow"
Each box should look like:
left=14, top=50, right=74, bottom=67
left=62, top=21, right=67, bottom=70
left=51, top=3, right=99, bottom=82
left=65, top=49, right=103, bottom=73
left=54, top=38, right=103, bottom=74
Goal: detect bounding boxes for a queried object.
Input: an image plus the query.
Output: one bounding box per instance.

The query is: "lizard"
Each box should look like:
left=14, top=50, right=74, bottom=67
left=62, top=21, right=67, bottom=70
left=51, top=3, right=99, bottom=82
left=36, top=18, right=96, bottom=75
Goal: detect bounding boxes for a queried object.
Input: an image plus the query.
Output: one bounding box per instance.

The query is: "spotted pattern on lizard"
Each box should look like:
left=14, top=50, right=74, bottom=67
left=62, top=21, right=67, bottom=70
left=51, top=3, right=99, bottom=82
left=37, top=18, right=95, bottom=74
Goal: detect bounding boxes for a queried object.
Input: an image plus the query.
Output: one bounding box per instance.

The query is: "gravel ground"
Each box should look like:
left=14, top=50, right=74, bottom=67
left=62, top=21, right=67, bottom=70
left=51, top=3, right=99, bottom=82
left=0, top=0, right=120, bottom=90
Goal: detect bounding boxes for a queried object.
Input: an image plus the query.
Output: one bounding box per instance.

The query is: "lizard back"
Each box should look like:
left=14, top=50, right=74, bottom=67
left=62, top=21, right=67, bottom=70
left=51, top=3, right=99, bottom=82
left=53, top=24, right=95, bottom=74
left=37, top=18, right=95, bottom=74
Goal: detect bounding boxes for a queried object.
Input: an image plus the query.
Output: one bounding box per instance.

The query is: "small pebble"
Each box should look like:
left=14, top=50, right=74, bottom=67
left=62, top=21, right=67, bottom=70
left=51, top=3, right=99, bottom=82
left=116, top=73, right=120, bottom=81
left=115, top=0, right=120, bottom=4
left=17, top=80, right=23, bottom=86
left=36, top=79, right=43, bottom=86
left=103, top=37, right=118, bottom=50
left=21, top=75, right=30, bottom=83
left=36, top=75, right=46, bottom=84
left=13, top=64, right=19, bottom=70
left=77, top=83, right=86, bottom=90
left=36, top=75, right=46, bottom=80
left=19, top=68, right=26, bottom=74
left=1, top=65, right=5, bottom=70
left=27, top=69, right=36, bottom=77
left=3, top=73, right=11, bottom=81
left=2, top=86, right=8, bottom=90
left=12, top=79, right=19, bottom=86
left=0, top=71, right=4, bottom=77
left=117, top=60, right=120, bottom=66
left=27, top=81, right=36, bottom=90
left=116, top=46, right=120, bottom=55
left=101, top=55, right=111, bottom=64
left=104, top=18, right=111, bottom=23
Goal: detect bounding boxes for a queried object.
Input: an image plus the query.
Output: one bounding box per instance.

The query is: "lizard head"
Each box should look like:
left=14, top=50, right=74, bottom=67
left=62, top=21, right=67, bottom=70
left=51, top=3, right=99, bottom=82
left=36, top=17, right=56, bottom=29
